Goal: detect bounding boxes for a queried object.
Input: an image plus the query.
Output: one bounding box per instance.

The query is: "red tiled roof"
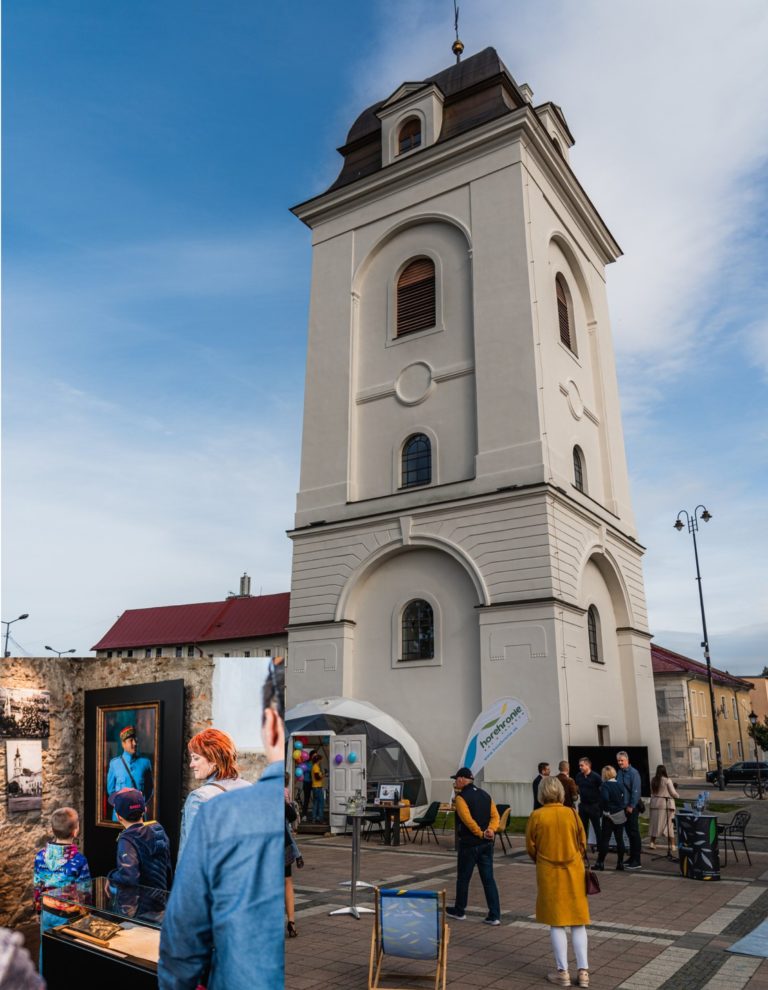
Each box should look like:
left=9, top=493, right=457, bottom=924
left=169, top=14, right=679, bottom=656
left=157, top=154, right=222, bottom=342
left=651, top=643, right=754, bottom=690
left=92, top=592, right=290, bottom=650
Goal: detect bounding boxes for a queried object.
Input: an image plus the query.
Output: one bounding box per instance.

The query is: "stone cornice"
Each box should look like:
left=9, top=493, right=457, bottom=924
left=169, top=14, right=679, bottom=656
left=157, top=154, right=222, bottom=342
left=292, top=108, right=621, bottom=265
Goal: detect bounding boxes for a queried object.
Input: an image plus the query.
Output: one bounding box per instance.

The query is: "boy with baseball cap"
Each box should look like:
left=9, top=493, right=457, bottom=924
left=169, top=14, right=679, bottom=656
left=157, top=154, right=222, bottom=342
left=108, top=788, right=173, bottom=890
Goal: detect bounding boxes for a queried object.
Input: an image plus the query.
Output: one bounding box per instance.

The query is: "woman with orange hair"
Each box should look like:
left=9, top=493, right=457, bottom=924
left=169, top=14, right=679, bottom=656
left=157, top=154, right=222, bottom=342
left=178, top=728, right=251, bottom=858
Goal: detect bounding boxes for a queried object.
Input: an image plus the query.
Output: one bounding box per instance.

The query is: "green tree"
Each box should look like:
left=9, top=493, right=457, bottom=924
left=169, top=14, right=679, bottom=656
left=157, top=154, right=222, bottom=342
left=747, top=715, right=768, bottom=753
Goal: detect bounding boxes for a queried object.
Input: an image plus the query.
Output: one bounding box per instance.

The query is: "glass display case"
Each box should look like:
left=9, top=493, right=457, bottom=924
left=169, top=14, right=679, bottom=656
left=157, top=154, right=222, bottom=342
left=41, top=877, right=168, bottom=990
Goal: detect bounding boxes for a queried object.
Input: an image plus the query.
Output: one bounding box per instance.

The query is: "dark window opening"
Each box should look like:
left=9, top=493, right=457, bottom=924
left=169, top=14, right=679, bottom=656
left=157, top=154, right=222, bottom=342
left=398, top=118, right=422, bottom=154
left=588, top=606, right=603, bottom=664
left=573, top=446, right=584, bottom=492
left=556, top=275, right=572, bottom=350
left=401, top=599, right=434, bottom=661
left=401, top=433, right=432, bottom=488
left=397, top=257, right=436, bottom=336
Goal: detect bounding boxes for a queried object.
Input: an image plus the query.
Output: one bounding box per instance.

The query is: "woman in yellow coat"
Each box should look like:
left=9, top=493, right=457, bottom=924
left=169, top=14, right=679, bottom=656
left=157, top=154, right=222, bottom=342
left=526, top=775, right=590, bottom=988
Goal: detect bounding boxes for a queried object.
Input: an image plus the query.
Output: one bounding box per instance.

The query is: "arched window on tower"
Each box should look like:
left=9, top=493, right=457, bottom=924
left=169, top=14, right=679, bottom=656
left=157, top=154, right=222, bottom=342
left=398, top=117, right=422, bottom=154
left=397, top=257, right=436, bottom=336
left=556, top=274, right=574, bottom=352
left=401, top=433, right=431, bottom=488
left=587, top=606, right=603, bottom=664
left=401, top=599, right=434, bottom=661
left=573, top=446, right=585, bottom=492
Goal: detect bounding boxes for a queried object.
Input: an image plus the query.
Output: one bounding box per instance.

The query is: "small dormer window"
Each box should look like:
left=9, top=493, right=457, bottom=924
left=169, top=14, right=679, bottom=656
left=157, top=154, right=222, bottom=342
left=398, top=118, right=422, bottom=155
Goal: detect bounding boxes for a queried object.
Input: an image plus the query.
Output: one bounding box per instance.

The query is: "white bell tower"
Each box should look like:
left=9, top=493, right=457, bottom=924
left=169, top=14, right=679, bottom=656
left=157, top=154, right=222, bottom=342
left=287, top=48, right=661, bottom=811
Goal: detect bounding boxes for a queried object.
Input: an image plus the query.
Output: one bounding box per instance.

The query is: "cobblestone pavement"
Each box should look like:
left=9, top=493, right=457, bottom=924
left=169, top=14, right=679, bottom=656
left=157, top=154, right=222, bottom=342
left=286, top=826, right=768, bottom=990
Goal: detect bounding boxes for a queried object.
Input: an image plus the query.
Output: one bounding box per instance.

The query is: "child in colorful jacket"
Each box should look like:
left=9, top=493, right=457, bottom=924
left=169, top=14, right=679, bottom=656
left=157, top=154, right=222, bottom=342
left=34, top=807, right=91, bottom=960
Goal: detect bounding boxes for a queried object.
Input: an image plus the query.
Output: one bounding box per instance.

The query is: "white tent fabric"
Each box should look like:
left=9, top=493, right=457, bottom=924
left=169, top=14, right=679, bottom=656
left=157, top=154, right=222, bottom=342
left=285, top=696, right=432, bottom=802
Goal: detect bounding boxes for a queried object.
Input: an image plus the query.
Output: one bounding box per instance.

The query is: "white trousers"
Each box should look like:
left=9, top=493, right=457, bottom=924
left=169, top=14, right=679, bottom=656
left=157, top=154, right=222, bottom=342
left=550, top=925, right=589, bottom=971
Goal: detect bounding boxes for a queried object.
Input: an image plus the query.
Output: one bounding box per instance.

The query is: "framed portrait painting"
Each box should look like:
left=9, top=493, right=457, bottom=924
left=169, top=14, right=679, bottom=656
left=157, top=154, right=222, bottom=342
left=96, top=701, right=159, bottom=825
left=84, top=679, right=184, bottom=876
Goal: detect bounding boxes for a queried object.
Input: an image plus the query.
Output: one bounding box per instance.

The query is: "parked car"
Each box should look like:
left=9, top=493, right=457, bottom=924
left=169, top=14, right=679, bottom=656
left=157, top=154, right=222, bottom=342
left=705, top=761, right=768, bottom=786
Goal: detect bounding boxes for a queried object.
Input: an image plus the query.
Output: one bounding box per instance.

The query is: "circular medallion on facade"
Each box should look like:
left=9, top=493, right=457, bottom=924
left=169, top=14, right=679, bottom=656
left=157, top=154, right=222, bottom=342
left=395, top=361, right=434, bottom=406
left=565, top=379, right=584, bottom=420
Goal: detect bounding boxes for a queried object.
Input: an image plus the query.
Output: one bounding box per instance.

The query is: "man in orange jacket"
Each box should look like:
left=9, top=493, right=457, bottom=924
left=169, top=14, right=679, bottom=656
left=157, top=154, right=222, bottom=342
left=446, top=767, right=501, bottom=925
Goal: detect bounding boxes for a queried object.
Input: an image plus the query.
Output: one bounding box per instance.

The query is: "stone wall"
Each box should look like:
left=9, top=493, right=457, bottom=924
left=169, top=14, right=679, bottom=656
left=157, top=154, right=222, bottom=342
left=0, top=657, right=268, bottom=934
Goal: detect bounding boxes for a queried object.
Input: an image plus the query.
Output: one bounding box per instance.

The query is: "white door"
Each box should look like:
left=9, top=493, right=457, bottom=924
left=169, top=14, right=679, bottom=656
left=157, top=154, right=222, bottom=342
left=329, top=735, right=367, bottom=832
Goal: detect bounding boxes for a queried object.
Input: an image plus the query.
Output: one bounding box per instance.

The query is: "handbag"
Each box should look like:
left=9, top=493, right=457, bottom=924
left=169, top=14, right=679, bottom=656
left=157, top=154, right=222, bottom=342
left=585, top=867, right=601, bottom=896
left=572, top=808, right=600, bottom=896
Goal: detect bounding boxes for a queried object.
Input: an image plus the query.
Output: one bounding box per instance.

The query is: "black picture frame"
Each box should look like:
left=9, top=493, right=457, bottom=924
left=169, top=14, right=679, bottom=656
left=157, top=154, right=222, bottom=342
left=84, top=680, right=184, bottom=876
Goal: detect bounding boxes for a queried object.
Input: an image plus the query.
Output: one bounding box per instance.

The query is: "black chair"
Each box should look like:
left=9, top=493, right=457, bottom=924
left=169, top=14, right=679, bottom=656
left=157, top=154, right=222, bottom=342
left=410, top=801, right=441, bottom=845
left=364, top=809, right=386, bottom=842
left=717, top=810, right=751, bottom=865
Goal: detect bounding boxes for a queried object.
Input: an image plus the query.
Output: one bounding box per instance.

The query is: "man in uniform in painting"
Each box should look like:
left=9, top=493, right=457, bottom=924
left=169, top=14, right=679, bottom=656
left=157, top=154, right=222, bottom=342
left=107, top=726, right=154, bottom=822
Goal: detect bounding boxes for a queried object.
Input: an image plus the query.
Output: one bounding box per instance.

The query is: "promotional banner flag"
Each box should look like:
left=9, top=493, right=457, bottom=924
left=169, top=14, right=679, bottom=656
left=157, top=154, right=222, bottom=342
left=460, top=698, right=530, bottom=777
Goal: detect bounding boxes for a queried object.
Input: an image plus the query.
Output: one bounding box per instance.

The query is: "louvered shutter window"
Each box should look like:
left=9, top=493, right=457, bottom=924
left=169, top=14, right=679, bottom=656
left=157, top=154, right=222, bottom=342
left=397, top=258, right=436, bottom=336
left=398, top=118, right=422, bottom=154
left=556, top=276, right=572, bottom=350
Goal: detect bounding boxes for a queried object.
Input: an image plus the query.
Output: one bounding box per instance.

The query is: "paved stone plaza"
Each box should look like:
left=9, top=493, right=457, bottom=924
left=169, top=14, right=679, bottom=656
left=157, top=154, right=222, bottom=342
left=287, top=798, right=768, bottom=990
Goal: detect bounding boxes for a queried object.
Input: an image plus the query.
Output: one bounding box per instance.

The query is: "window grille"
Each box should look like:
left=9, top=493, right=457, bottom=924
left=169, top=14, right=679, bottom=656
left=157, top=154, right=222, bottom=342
left=588, top=606, right=602, bottom=664
left=401, top=599, right=434, bottom=661
left=401, top=433, right=431, bottom=487
left=573, top=447, right=584, bottom=492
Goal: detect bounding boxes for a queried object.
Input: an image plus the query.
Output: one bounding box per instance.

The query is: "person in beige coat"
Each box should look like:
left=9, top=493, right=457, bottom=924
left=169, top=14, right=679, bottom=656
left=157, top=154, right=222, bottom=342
left=649, top=764, right=679, bottom=853
left=526, top=775, right=590, bottom=988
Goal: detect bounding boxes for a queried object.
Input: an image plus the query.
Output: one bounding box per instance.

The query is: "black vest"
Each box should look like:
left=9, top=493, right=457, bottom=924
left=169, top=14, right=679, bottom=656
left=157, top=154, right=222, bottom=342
left=456, top=783, right=493, bottom=846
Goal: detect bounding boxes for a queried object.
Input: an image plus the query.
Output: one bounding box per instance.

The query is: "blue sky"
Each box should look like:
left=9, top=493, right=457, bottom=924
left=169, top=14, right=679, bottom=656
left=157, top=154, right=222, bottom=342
left=3, top=1, right=767, bottom=670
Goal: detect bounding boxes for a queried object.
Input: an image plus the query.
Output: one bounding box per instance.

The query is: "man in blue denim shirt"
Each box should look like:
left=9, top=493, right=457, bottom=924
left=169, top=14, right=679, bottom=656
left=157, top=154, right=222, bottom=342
left=616, top=750, right=643, bottom=870
left=158, top=661, right=285, bottom=990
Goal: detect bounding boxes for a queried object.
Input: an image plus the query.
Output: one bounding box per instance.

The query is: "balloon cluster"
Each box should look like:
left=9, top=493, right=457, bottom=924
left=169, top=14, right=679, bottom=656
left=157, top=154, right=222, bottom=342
left=290, top=738, right=359, bottom=778
left=292, top=737, right=312, bottom=780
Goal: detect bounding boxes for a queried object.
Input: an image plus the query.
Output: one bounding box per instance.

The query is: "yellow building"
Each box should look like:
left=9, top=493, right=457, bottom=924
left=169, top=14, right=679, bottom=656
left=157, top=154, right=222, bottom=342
left=744, top=673, right=768, bottom=756
left=652, top=644, right=754, bottom=778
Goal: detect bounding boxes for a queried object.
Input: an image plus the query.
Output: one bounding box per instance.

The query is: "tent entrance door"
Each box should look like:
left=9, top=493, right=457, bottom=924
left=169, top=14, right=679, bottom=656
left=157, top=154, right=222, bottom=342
left=329, top=735, right=366, bottom=833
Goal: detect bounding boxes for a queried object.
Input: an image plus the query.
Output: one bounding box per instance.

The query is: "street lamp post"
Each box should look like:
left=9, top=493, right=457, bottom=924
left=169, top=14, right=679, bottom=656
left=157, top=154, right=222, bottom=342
left=748, top=711, right=765, bottom=800
left=45, top=646, right=77, bottom=658
left=674, top=505, right=725, bottom=790
left=2, top=613, right=29, bottom=658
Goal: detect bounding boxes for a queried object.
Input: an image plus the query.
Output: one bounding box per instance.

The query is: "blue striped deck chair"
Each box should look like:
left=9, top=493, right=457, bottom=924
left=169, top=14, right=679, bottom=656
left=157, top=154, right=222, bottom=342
left=368, top=887, right=449, bottom=990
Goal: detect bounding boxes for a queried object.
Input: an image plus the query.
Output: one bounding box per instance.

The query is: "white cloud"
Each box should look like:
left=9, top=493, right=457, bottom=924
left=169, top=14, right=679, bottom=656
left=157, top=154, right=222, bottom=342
left=363, top=0, right=768, bottom=366
left=2, top=401, right=300, bottom=656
